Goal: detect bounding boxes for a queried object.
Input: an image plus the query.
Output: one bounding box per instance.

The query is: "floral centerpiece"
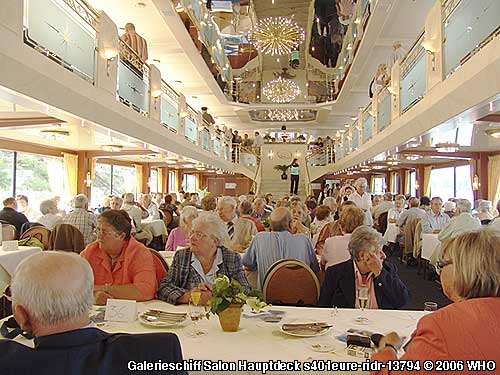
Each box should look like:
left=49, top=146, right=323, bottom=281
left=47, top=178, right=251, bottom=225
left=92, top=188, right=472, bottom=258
left=209, top=275, right=266, bottom=332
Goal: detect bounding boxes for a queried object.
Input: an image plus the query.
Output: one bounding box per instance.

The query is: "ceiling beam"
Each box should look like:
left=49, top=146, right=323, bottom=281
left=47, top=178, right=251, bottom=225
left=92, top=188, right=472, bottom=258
left=398, top=149, right=480, bottom=159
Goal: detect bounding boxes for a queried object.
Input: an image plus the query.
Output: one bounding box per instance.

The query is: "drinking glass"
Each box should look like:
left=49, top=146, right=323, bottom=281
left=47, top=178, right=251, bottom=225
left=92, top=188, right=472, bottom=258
left=423, top=301, right=438, bottom=314
left=354, top=284, right=371, bottom=324
left=188, top=286, right=207, bottom=337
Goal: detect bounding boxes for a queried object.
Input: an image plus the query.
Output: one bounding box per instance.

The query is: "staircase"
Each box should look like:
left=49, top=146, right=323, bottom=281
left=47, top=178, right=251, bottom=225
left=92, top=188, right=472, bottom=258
left=257, top=143, right=309, bottom=199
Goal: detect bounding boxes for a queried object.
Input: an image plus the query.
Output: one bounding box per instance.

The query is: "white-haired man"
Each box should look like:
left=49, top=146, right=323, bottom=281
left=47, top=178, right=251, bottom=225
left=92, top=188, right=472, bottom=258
left=438, top=199, right=481, bottom=242
left=217, top=196, right=257, bottom=252
left=348, top=177, right=373, bottom=226
left=63, top=194, right=97, bottom=245
left=0, top=252, right=185, bottom=375
left=242, top=207, right=319, bottom=290
left=139, top=193, right=160, bottom=220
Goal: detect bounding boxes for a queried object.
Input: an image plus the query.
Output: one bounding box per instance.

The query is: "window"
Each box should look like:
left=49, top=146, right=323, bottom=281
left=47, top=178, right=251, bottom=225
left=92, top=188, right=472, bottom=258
left=430, top=165, right=473, bottom=202
left=0, top=150, right=14, bottom=199
left=149, top=169, right=158, bottom=193
left=15, top=152, right=66, bottom=212
left=182, top=174, right=197, bottom=192
left=409, top=171, right=416, bottom=196
left=168, top=171, right=177, bottom=193
left=90, top=162, right=136, bottom=208
left=372, top=176, right=385, bottom=195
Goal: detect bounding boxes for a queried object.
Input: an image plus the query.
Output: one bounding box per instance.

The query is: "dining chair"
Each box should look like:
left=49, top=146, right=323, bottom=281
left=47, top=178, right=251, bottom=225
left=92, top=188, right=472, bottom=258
left=262, top=259, right=320, bottom=307
left=20, top=226, right=51, bottom=250
left=1, top=224, right=17, bottom=242
left=48, top=224, right=85, bottom=253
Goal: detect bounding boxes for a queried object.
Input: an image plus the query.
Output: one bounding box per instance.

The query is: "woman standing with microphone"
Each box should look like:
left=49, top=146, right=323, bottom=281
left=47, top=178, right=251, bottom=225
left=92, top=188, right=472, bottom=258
left=289, top=158, right=300, bottom=195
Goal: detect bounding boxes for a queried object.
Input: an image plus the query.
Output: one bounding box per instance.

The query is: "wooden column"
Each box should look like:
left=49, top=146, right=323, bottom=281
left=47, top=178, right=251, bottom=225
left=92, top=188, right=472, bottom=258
left=76, top=151, right=90, bottom=198
left=141, top=163, right=150, bottom=193
left=399, top=169, right=406, bottom=195
left=478, top=153, right=489, bottom=200
left=416, top=165, right=425, bottom=198
left=177, top=170, right=184, bottom=192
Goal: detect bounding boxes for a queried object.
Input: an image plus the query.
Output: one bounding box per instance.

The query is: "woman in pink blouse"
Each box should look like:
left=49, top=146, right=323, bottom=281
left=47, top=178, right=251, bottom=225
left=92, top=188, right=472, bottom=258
left=165, top=206, right=199, bottom=251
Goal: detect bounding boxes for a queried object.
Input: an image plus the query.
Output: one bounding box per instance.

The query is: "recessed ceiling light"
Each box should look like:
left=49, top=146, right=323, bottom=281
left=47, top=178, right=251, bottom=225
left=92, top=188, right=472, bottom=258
left=135, top=2, right=146, bottom=8
left=435, top=142, right=459, bottom=153
left=485, top=127, right=500, bottom=139
left=101, top=144, right=123, bottom=152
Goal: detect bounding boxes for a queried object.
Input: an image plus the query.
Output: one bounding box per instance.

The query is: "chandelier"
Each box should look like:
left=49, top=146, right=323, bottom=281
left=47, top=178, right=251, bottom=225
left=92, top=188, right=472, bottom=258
left=263, top=77, right=301, bottom=103
left=249, top=16, right=305, bottom=56
left=265, top=109, right=300, bottom=122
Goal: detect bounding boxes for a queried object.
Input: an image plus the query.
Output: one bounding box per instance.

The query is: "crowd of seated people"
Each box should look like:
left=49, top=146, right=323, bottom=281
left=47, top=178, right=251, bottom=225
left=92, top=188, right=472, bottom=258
left=1, top=184, right=499, bottom=373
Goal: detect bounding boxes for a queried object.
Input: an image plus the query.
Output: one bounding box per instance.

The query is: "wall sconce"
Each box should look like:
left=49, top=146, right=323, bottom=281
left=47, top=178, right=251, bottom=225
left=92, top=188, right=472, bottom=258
left=387, top=85, right=396, bottom=95
left=421, top=39, right=437, bottom=71
left=472, top=174, right=480, bottom=191
left=84, top=171, right=92, bottom=187
left=103, top=48, right=118, bottom=77
left=295, top=151, right=301, bottom=158
left=152, top=89, right=162, bottom=110
left=268, top=150, right=274, bottom=160
left=415, top=180, right=420, bottom=191
left=179, top=111, right=188, bottom=118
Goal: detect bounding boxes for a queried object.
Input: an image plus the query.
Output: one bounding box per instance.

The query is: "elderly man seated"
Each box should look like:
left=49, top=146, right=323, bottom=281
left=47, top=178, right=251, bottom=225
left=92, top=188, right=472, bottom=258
left=396, top=197, right=426, bottom=229
left=0, top=197, right=28, bottom=236
left=438, top=199, right=481, bottom=242
left=421, top=197, right=449, bottom=234
left=0, top=251, right=185, bottom=375
left=139, top=193, right=160, bottom=220
left=318, top=226, right=410, bottom=309
left=38, top=199, right=63, bottom=230
left=217, top=196, right=257, bottom=252
left=157, top=214, right=250, bottom=305
left=63, top=194, right=97, bottom=245
left=242, top=207, right=320, bottom=291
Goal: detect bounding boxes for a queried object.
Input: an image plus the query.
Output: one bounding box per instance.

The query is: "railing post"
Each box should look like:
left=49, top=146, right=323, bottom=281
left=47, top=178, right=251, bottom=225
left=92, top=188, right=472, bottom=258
left=95, top=11, right=119, bottom=96
left=178, top=93, right=187, bottom=136
left=390, top=63, right=401, bottom=121
left=1, top=0, right=23, bottom=38
left=424, top=1, right=444, bottom=90
left=357, top=108, right=364, bottom=146
left=149, top=64, right=162, bottom=122
left=371, top=91, right=378, bottom=135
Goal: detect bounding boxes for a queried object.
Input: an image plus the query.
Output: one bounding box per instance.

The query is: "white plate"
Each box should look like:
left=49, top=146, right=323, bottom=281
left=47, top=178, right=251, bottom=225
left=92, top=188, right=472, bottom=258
left=138, top=313, right=187, bottom=328
left=280, top=325, right=332, bottom=338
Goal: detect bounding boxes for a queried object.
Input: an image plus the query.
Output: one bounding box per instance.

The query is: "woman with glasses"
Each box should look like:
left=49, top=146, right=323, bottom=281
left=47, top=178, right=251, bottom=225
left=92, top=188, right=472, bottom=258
left=80, top=210, right=159, bottom=305
left=371, top=228, right=500, bottom=373
left=157, top=214, right=251, bottom=305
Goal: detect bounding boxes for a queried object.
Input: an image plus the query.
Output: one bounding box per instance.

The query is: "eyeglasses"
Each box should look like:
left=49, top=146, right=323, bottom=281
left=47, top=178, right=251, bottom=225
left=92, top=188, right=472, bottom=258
left=189, top=231, right=210, bottom=240
left=436, top=259, right=452, bottom=273
left=94, top=228, right=119, bottom=237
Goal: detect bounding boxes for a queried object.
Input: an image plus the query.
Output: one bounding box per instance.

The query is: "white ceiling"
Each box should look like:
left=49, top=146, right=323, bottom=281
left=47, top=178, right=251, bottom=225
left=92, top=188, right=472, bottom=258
left=85, top=0, right=436, bottom=136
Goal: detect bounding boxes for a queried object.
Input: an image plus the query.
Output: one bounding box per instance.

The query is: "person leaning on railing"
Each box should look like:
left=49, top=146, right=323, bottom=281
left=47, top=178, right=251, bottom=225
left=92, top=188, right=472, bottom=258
left=371, top=228, right=500, bottom=374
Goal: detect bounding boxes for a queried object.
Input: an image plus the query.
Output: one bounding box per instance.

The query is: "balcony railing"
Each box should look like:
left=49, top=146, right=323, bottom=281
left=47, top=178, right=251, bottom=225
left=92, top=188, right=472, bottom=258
left=443, top=0, right=500, bottom=77
left=23, top=0, right=98, bottom=83
left=400, top=31, right=426, bottom=113
left=160, top=80, right=179, bottom=133
left=118, top=40, right=150, bottom=114
left=377, top=88, right=391, bottom=131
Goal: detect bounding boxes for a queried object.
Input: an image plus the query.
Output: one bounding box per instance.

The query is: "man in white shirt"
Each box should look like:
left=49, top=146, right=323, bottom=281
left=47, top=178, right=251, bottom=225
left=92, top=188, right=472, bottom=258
left=38, top=199, right=63, bottom=230
left=348, top=177, right=373, bottom=226
left=373, top=192, right=395, bottom=222
left=217, top=196, right=256, bottom=252
left=139, top=193, right=160, bottom=220
left=253, top=131, right=264, bottom=154
left=15, top=195, right=41, bottom=222
left=438, top=199, right=481, bottom=241
left=421, top=197, right=449, bottom=234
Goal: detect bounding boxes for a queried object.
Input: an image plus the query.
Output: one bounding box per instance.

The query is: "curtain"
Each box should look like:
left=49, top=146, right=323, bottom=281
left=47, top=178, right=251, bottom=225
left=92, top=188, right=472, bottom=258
left=387, top=173, right=393, bottom=193
left=135, top=164, right=143, bottom=194
left=404, top=170, right=410, bottom=195
left=63, top=153, right=78, bottom=198
left=89, top=158, right=97, bottom=180
left=196, top=173, right=203, bottom=191
left=423, top=166, right=432, bottom=197
left=370, top=175, right=375, bottom=193
left=158, top=167, right=165, bottom=193
left=488, top=155, right=500, bottom=211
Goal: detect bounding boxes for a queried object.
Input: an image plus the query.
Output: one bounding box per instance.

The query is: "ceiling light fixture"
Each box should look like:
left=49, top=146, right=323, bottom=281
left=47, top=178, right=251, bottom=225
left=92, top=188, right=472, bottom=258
left=265, top=109, right=300, bottom=121
left=435, top=142, right=459, bottom=153
left=40, top=129, right=70, bottom=141
left=101, top=144, right=123, bottom=152
left=262, top=77, right=301, bottom=103
left=485, top=127, right=500, bottom=139
left=249, top=16, right=305, bottom=56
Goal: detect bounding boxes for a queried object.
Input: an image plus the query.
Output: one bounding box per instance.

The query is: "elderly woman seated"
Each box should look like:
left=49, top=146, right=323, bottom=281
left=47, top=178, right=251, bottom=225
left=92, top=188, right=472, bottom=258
left=157, top=213, right=251, bottom=305
left=321, top=206, right=365, bottom=269
left=290, top=201, right=310, bottom=236
left=165, top=206, right=198, bottom=251
left=318, top=225, right=410, bottom=309
left=371, top=228, right=500, bottom=371
left=81, top=210, right=162, bottom=305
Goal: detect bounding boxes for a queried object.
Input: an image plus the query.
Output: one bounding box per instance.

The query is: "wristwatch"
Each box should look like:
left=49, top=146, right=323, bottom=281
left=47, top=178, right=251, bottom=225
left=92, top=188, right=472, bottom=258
left=104, top=283, right=112, bottom=293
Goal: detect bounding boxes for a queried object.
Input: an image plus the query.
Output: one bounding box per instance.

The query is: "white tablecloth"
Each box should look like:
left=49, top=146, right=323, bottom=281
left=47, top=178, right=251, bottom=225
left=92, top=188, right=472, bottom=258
left=10, top=300, right=425, bottom=374
left=142, top=220, right=167, bottom=237
left=0, top=246, right=42, bottom=292
left=383, top=223, right=400, bottom=244
left=421, top=234, right=441, bottom=263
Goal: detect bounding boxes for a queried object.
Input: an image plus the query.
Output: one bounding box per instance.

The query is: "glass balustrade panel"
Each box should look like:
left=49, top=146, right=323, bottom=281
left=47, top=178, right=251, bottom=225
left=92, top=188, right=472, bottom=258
left=443, top=0, right=500, bottom=76
left=160, top=95, right=179, bottom=132
left=362, top=113, right=373, bottom=143
left=377, top=91, right=391, bottom=131
left=185, top=117, right=197, bottom=144
left=117, top=60, right=149, bottom=114
left=24, top=0, right=96, bottom=82
left=400, top=49, right=426, bottom=113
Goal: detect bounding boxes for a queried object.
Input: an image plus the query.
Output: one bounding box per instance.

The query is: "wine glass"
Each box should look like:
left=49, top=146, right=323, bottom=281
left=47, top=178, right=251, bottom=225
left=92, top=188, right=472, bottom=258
left=423, top=301, right=438, bottom=314
left=354, top=284, right=371, bottom=324
left=188, top=286, right=207, bottom=337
